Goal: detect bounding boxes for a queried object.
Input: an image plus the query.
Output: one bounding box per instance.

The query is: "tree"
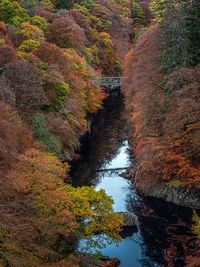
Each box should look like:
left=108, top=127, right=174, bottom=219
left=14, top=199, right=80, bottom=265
left=0, top=103, right=123, bottom=265
left=3, top=60, right=48, bottom=122
left=0, top=45, right=16, bottom=68
left=159, top=2, right=190, bottom=73
left=46, top=17, right=86, bottom=49
left=132, top=1, right=146, bottom=25
left=150, top=0, right=200, bottom=72
left=0, top=0, right=28, bottom=23
left=64, top=185, right=123, bottom=250
left=18, top=21, right=44, bottom=42
left=18, top=39, right=40, bottom=52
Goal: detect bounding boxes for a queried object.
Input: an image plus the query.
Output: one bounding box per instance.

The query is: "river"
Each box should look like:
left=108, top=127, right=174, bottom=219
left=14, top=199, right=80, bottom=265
left=70, top=91, right=200, bottom=267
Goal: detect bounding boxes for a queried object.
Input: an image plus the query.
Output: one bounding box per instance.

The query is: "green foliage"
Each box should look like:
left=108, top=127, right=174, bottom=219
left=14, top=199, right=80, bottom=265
left=149, top=0, right=170, bottom=22
left=32, top=113, right=62, bottom=154
left=192, top=211, right=200, bottom=239
left=185, top=2, right=200, bottom=66
left=30, top=15, right=48, bottom=32
left=74, top=3, right=90, bottom=15
left=82, top=0, right=94, bottom=10
left=133, top=27, right=147, bottom=43
left=150, top=0, right=200, bottom=73
left=72, top=62, right=82, bottom=71
left=56, top=82, right=69, bottom=105
left=57, top=0, right=74, bottom=9
left=166, top=180, right=181, bottom=188
left=114, top=60, right=123, bottom=74
left=0, top=38, right=6, bottom=47
left=18, top=39, right=40, bottom=52
left=0, top=66, right=7, bottom=74
left=159, top=4, right=189, bottom=73
left=0, top=0, right=28, bottom=23
left=38, top=61, right=48, bottom=70
left=99, top=32, right=113, bottom=48
left=10, top=15, right=27, bottom=27
left=132, top=1, right=146, bottom=25
left=82, top=45, right=99, bottom=66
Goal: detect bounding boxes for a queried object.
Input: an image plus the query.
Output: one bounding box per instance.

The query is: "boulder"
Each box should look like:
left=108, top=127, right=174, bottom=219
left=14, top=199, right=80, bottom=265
left=118, top=212, right=138, bottom=227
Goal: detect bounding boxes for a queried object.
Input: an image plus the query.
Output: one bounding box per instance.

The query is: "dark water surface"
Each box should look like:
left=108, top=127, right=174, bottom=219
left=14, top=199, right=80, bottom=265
left=70, top=92, right=199, bottom=267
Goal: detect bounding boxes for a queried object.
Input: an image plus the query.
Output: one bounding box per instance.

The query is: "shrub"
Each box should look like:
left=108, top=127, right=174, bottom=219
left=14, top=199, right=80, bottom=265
left=18, top=39, right=40, bottom=52
left=30, top=15, right=48, bottom=32
left=132, top=1, right=146, bottom=25
left=133, top=27, right=147, bottom=43
left=56, top=82, right=69, bottom=105
left=18, top=22, right=44, bottom=41
left=32, top=112, right=62, bottom=154
left=192, top=211, right=200, bottom=239
left=0, top=0, right=28, bottom=23
left=0, top=45, right=16, bottom=68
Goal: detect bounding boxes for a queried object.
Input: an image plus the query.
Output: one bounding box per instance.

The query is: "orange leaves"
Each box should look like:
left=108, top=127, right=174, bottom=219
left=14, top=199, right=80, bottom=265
left=0, top=145, right=77, bottom=265
left=0, top=104, right=123, bottom=264
left=0, top=102, right=33, bottom=171
left=9, top=148, right=69, bottom=193
left=122, top=26, right=200, bottom=187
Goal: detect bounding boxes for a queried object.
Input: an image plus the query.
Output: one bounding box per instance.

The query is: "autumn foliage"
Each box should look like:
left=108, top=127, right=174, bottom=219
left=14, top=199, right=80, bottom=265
left=122, top=25, right=200, bottom=189
left=0, top=103, right=123, bottom=266
left=0, top=0, right=140, bottom=264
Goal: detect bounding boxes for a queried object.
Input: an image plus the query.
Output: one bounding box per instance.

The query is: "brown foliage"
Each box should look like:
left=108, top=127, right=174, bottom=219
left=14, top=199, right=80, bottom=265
left=122, top=25, right=200, bottom=186
left=46, top=17, right=87, bottom=50
left=0, top=102, right=33, bottom=173
left=0, top=45, right=16, bottom=68
left=0, top=23, right=6, bottom=38
left=34, top=42, right=71, bottom=79
left=0, top=105, right=77, bottom=265
left=35, top=6, right=62, bottom=22
left=69, top=9, right=91, bottom=32
left=139, top=0, right=154, bottom=24
left=163, top=65, right=200, bottom=161
left=2, top=60, right=48, bottom=122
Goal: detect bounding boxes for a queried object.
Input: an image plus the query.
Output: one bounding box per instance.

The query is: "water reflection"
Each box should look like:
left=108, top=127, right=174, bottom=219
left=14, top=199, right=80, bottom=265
left=71, top=91, right=200, bottom=266
left=70, top=92, right=128, bottom=186
left=129, top=197, right=200, bottom=267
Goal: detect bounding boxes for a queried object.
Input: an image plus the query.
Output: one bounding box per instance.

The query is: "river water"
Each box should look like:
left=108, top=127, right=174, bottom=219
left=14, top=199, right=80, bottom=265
left=70, top=92, right=200, bottom=267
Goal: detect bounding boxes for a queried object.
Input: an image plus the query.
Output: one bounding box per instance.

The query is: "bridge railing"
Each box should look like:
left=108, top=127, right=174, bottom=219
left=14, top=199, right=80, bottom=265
left=92, top=77, right=127, bottom=88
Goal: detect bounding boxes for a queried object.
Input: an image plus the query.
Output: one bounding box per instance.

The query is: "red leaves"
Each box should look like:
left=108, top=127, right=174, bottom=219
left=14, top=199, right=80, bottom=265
left=0, top=107, right=77, bottom=264
left=0, top=45, right=16, bottom=68
left=0, top=102, right=33, bottom=171
left=46, top=17, right=87, bottom=50
left=122, top=26, right=200, bottom=186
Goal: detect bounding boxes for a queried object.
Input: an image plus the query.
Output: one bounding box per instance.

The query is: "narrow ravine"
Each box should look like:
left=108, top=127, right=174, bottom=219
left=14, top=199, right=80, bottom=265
left=70, top=92, right=199, bottom=267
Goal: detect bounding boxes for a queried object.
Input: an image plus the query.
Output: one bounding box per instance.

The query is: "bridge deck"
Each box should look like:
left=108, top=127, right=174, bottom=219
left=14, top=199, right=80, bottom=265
left=92, top=77, right=127, bottom=89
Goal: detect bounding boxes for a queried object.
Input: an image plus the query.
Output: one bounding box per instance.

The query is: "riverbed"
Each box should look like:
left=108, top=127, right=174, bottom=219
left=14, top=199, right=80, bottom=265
left=70, top=92, right=200, bottom=267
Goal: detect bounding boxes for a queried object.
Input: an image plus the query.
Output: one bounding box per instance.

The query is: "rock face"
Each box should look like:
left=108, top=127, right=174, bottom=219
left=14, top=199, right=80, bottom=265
left=118, top=212, right=138, bottom=227
left=133, top=173, right=200, bottom=209
left=77, top=253, right=120, bottom=267
left=121, top=167, right=200, bottom=209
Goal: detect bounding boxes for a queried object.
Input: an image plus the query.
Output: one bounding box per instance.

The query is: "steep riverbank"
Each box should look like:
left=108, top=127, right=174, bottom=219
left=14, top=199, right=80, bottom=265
left=122, top=25, right=200, bottom=209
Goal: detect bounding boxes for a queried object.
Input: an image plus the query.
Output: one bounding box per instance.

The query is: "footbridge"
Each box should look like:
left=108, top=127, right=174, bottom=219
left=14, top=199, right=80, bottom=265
left=92, top=77, right=127, bottom=90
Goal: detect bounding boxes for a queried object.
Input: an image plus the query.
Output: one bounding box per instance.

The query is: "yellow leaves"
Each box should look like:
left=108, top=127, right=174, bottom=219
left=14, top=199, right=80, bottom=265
left=18, top=22, right=44, bottom=42
left=9, top=148, right=69, bottom=193
left=192, top=211, right=200, bottom=239
left=0, top=38, right=5, bottom=47
left=63, top=185, right=123, bottom=248
left=18, top=39, right=40, bottom=53
left=99, top=32, right=113, bottom=48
